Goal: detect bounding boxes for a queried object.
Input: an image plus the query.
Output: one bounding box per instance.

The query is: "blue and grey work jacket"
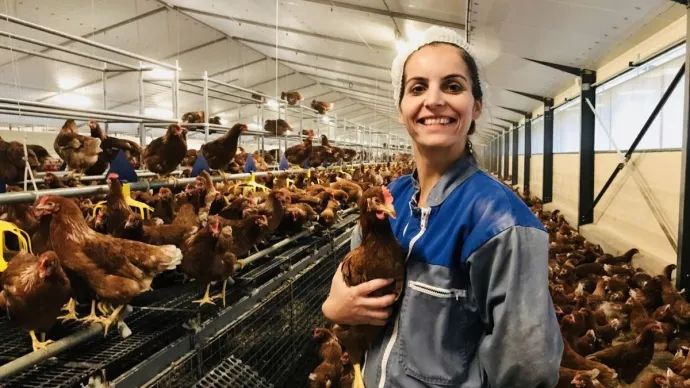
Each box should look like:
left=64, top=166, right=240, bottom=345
left=350, top=155, right=563, bottom=387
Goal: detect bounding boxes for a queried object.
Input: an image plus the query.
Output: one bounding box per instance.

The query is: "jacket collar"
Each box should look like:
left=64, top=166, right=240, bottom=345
left=410, top=154, right=478, bottom=208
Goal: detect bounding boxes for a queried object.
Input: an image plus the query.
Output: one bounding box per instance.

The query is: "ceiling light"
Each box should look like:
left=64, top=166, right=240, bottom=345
left=57, top=77, right=81, bottom=90
left=147, top=67, right=175, bottom=80
left=264, top=99, right=279, bottom=108
left=145, top=107, right=174, bottom=119
left=322, top=116, right=330, bottom=123
left=51, top=93, right=92, bottom=108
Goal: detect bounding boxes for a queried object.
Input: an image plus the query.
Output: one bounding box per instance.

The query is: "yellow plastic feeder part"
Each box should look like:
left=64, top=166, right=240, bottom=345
left=93, top=183, right=154, bottom=219
left=0, top=220, right=33, bottom=272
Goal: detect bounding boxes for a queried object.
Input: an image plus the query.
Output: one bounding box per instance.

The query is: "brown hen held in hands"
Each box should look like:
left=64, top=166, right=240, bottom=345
left=334, top=186, right=404, bottom=388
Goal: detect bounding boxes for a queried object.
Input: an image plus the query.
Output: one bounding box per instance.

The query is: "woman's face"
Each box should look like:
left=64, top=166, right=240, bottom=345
left=399, top=44, right=482, bottom=151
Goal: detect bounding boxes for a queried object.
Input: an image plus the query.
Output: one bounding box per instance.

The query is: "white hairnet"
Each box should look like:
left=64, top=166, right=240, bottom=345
left=391, top=26, right=482, bottom=110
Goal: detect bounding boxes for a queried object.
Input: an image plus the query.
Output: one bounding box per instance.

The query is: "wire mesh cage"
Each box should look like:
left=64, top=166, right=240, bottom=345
left=146, top=240, right=349, bottom=388
left=195, top=356, right=272, bottom=388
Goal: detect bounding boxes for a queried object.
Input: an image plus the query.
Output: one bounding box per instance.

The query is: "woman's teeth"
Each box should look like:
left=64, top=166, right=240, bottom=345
left=420, top=117, right=454, bottom=125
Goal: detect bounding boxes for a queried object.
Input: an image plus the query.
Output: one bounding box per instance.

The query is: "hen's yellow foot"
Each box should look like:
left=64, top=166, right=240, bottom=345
left=100, top=305, right=124, bottom=337
left=193, top=284, right=216, bottom=306
left=58, top=298, right=79, bottom=322
left=29, top=331, right=53, bottom=352
left=79, top=300, right=101, bottom=324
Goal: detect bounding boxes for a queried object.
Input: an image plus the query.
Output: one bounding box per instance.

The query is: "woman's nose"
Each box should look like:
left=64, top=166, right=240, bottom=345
left=424, top=85, right=445, bottom=108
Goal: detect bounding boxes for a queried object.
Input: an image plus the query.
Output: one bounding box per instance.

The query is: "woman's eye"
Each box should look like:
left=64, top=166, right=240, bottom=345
left=410, top=85, right=426, bottom=94
left=446, top=83, right=464, bottom=93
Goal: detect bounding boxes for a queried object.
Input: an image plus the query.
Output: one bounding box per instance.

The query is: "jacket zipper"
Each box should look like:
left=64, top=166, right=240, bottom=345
left=376, top=207, right=430, bottom=388
left=407, top=280, right=467, bottom=300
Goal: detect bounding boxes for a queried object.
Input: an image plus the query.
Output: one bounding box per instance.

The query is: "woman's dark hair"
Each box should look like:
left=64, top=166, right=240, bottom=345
left=399, top=42, right=483, bottom=137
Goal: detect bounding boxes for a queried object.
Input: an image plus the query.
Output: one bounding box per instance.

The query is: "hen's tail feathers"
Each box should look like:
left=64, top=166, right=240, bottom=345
left=162, top=245, right=183, bottom=270
left=86, top=138, right=102, bottom=155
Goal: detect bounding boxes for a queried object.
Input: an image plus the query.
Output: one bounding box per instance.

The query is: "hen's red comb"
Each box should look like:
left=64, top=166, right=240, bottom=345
left=107, top=173, right=119, bottom=180
left=381, top=186, right=393, bottom=206
left=38, top=195, right=51, bottom=206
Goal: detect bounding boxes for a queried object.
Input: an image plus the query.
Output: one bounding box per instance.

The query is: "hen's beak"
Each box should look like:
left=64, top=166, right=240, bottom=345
left=379, top=204, right=396, bottom=219
left=33, top=204, right=51, bottom=217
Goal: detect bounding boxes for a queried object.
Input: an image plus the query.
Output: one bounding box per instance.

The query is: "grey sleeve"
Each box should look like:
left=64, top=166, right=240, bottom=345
left=350, top=223, right=363, bottom=251
left=467, top=226, right=562, bottom=388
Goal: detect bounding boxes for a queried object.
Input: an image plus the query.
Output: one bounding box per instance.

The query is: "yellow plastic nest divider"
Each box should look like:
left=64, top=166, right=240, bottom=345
left=233, top=173, right=270, bottom=197
left=0, top=220, right=33, bottom=272
left=93, top=183, right=155, bottom=219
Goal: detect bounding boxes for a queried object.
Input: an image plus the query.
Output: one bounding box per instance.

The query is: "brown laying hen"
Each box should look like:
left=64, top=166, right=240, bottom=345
left=264, top=119, right=292, bottom=136
left=86, top=120, right=142, bottom=175
left=285, top=137, right=313, bottom=166
left=311, top=100, right=334, bottom=115
left=53, top=119, right=101, bottom=175
left=34, top=195, right=183, bottom=335
left=0, top=251, right=71, bottom=351
left=281, top=91, right=302, bottom=106
left=142, top=124, right=187, bottom=176
left=333, top=186, right=403, bottom=388
left=200, top=123, right=247, bottom=170
left=181, top=216, right=236, bottom=306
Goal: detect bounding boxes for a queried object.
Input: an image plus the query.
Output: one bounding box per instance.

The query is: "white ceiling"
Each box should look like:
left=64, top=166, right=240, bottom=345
left=0, top=0, right=682, bottom=146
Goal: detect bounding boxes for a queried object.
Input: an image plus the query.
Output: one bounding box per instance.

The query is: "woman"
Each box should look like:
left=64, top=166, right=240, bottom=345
left=322, top=26, right=562, bottom=387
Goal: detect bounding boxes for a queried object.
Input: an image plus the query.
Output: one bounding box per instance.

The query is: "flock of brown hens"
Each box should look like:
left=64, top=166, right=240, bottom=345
left=1, top=110, right=385, bottom=185
left=0, top=136, right=414, bottom=355
left=305, top=174, right=690, bottom=388
left=509, top=187, right=690, bottom=388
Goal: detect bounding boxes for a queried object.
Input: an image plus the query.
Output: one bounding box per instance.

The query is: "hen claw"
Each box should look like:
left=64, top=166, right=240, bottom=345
left=193, top=284, right=216, bottom=306
left=58, top=299, right=79, bottom=322
left=29, top=331, right=53, bottom=352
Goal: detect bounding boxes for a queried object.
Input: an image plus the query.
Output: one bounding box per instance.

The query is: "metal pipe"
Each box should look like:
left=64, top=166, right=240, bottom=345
left=0, top=30, right=139, bottom=70
left=235, top=207, right=357, bottom=271
left=0, top=324, right=103, bottom=380
left=0, top=43, right=104, bottom=72
left=0, top=106, right=153, bottom=123
left=178, top=81, right=248, bottom=103
left=206, top=78, right=274, bottom=101
left=144, top=80, right=242, bottom=105
left=0, top=98, right=174, bottom=123
left=203, top=71, right=209, bottom=143
left=139, top=65, right=146, bottom=147
left=103, top=63, right=109, bottom=134
left=0, top=12, right=179, bottom=70
left=0, top=164, right=382, bottom=205
left=173, top=60, right=180, bottom=119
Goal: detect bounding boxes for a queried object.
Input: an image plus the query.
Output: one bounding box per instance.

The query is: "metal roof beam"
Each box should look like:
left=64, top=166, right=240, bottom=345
left=296, top=0, right=465, bottom=30
left=173, top=5, right=392, bottom=52
left=269, top=57, right=389, bottom=84
left=235, top=37, right=389, bottom=71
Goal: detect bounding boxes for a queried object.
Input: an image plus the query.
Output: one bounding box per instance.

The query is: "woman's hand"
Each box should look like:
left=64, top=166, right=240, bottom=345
left=322, top=264, right=398, bottom=326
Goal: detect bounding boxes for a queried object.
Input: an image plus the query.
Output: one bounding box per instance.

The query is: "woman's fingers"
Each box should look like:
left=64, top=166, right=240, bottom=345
left=366, top=307, right=392, bottom=321
left=354, top=278, right=394, bottom=297
left=363, top=317, right=389, bottom=327
left=359, top=293, right=397, bottom=309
